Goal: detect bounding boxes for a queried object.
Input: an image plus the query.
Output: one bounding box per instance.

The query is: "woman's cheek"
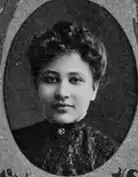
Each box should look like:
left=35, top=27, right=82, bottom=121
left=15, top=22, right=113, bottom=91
left=38, top=85, right=55, bottom=102
left=76, top=89, right=91, bottom=109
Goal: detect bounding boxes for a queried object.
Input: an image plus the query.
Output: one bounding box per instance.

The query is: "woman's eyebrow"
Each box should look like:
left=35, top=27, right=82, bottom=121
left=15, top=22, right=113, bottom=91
left=43, top=70, right=59, bottom=76
left=69, top=72, right=81, bottom=75
left=42, top=70, right=86, bottom=78
left=69, top=72, right=85, bottom=77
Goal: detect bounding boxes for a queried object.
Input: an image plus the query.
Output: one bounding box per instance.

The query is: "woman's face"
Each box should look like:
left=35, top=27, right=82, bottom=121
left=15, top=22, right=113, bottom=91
left=38, top=52, right=98, bottom=124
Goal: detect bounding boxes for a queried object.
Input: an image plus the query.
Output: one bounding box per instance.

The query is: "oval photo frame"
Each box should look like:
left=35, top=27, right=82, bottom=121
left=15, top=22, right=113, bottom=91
left=0, top=0, right=138, bottom=176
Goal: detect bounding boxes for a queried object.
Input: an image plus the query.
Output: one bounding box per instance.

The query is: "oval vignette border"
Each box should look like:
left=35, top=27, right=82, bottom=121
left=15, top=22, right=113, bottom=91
left=0, top=0, right=138, bottom=177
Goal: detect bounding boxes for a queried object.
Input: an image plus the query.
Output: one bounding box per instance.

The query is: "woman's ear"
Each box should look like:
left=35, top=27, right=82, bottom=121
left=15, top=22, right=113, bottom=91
left=90, top=83, right=99, bottom=101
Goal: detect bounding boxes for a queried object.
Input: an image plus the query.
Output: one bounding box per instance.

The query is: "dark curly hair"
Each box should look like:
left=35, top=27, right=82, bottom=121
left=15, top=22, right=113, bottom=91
left=27, top=21, right=107, bottom=87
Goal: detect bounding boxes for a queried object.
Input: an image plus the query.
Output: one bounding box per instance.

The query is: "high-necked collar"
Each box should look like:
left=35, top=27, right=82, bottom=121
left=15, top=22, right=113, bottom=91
left=42, top=118, right=87, bottom=137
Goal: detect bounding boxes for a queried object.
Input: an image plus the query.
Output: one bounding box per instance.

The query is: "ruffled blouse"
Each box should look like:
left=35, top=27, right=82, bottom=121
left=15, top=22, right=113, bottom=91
left=12, top=119, right=119, bottom=176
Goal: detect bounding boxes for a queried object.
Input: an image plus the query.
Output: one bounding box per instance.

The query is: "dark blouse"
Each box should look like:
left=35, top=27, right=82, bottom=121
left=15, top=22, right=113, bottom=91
left=12, top=119, right=119, bottom=176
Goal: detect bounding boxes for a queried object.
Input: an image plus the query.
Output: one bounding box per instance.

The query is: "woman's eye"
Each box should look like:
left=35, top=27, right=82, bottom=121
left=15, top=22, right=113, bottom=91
left=42, top=76, right=58, bottom=84
left=70, top=77, right=84, bottom=84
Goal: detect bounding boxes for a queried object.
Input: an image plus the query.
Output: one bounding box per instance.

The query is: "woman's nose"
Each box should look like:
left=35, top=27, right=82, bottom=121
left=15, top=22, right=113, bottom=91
left=55, top=81, right=70, bottom=99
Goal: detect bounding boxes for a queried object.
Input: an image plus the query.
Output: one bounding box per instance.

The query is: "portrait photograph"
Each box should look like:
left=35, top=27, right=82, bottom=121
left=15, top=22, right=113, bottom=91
left=0, top=0, right=138, bottom=176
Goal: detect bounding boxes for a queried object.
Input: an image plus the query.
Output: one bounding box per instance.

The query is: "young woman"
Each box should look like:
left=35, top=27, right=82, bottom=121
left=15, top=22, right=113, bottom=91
left=13, top=21, right=119, bottom=176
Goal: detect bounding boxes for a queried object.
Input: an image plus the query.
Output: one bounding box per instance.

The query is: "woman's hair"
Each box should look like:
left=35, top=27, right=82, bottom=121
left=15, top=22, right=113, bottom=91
left=27, top=21, right=107, bottom=87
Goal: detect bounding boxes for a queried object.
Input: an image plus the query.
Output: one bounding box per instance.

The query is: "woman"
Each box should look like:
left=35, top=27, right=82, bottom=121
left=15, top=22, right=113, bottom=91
left=12, top=21, right=119, bottom=176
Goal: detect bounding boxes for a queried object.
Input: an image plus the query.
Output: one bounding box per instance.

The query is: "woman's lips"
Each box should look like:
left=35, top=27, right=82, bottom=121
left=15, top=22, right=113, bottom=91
left=52, top=103, right=74, bottom=113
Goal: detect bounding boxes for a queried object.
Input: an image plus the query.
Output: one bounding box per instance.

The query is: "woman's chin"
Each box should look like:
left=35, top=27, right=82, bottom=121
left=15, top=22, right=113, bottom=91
left=52, top=115, right=76, bottom=124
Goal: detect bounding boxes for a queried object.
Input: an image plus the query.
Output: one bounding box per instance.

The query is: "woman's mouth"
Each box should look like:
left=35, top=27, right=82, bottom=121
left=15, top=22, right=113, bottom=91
left=52, top=103, right=74, bottom=113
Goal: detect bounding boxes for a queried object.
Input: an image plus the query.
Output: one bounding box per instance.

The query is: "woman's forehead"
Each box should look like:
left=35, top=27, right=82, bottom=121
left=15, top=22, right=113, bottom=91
left=42, top=52, right=92, bottom=76
left=41, top=70, right=89, bottom=79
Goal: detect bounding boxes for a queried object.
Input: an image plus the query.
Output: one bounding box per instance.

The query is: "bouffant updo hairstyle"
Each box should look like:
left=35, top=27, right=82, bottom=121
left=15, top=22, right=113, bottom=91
left=27, top=21, right=107, bottom=88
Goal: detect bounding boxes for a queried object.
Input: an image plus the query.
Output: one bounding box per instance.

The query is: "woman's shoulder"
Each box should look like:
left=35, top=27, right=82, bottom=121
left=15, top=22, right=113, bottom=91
left=12, top=120, right=50, bottom=137
left=85, top=124, right=119, bottom=157
left=12, top=120, right=50, bottom=150
left=12, top=120, right=51, bottom=164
